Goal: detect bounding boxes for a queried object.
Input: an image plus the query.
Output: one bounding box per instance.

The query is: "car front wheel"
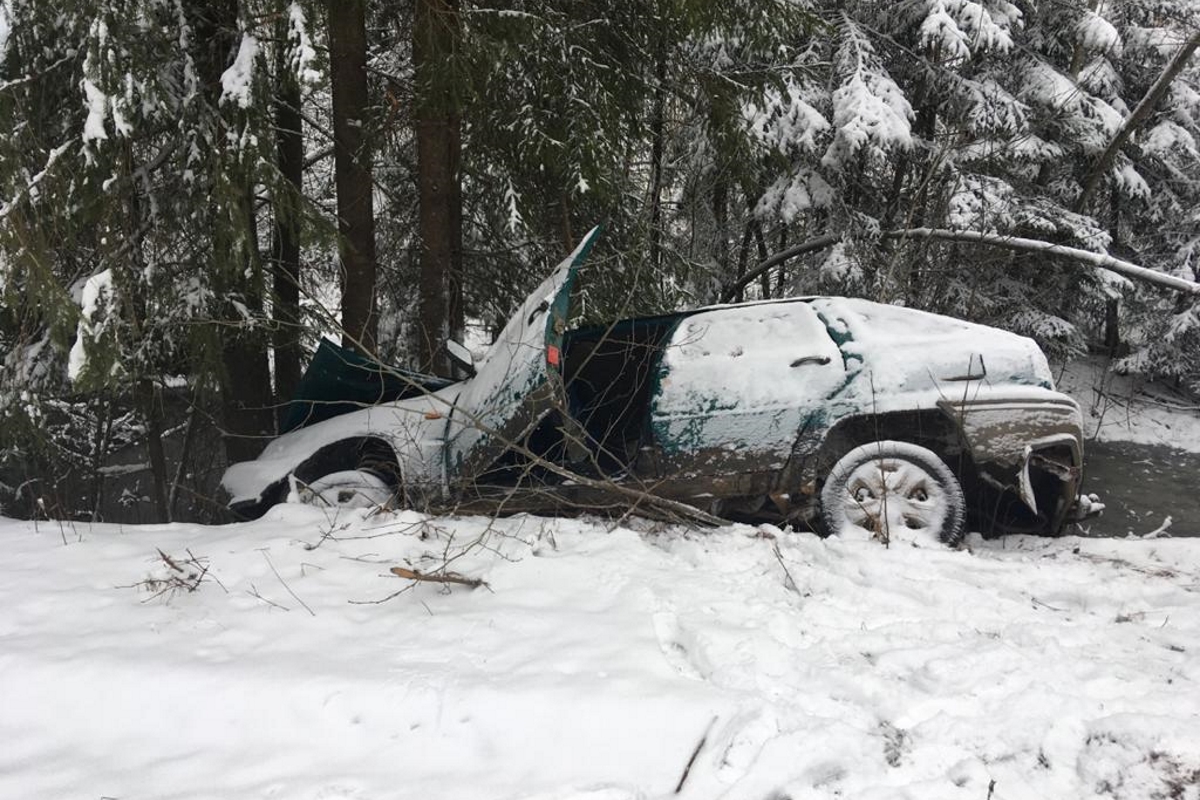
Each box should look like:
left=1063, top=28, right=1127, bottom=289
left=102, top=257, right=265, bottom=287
left=820, top=441, right=966, bottom=546
left=297, top=469, right=395, bottom=510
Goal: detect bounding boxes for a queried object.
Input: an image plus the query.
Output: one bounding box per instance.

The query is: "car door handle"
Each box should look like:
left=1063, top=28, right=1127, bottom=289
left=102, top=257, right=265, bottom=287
left=790, top=356, right=831, bottom=367
left=527, top=300, right=549, bottom=326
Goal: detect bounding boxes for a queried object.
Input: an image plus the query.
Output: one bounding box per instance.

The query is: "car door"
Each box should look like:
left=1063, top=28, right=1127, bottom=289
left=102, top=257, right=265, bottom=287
left=648, top=301, right=846, bottom=474
left=445, top=227, right=600, bottom=482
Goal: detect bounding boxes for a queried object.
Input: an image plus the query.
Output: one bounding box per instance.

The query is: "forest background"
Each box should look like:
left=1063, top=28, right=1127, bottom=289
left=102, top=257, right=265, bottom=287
left=2, top=0, right=1199, bottom=523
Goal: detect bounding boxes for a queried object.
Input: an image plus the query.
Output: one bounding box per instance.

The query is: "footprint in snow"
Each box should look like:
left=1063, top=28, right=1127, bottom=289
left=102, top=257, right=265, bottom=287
left=652, top=609, right=707, bottom=680
left=711, top=708, right=781, bottom=783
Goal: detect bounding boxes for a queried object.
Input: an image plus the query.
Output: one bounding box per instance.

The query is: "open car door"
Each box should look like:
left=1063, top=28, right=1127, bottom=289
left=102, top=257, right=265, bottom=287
left=445, top=227, right=600, bottom=483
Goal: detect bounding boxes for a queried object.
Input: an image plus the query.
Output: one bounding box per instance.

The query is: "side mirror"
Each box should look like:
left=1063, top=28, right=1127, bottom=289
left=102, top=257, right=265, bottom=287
left=444, top=339, right=476, bottom=379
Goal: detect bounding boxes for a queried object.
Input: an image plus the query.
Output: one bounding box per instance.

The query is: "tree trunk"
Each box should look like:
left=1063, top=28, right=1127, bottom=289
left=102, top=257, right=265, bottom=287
left=907, top=102, right=937, bottom=302
left=1068, top=2, right=1101, bottom=79
left=712, top=174, right=729, bottom=287
left=775, top=225, right=788, bottom=295
left=751, top=221, right=770, bottom=298
left=1104, top=298, right=1121, bottom=353
left=119, top=140, right=170, bottom=523
left=414, top=0, right=462, bottom=374
left=448, top=107, right=465, bottom=342
left=183, top=0, right=277, bottom=464
left=272, top=6, right=304, bottom=421
left=88, top=397, right=112, bottom=522
left=169, top=400, right=198, bottom=521
left=1104, top=187, right=1121, bottom=353
left=327, top=0, right=378, bottom=353
left=733, top=222, right=753, bottom=303
left=559, top=192, right=574, bottom=253
left=136, top=379, right=170, bottom=522
left=648, top=33, right=667, bottom=275
left=220, top=186, right=277, bottom=465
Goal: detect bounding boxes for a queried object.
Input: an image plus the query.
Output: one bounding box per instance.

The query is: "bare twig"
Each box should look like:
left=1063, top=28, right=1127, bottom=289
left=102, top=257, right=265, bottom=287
left=349, top=582, right=417, bottom=605
left=1030, top=596, right=1066, bottom=612
left=302, top=518, right=354, bottom=551
left=122, top=548, right=222, bottom=602
left=247, top=584, right=290, bottom=611
left=261, top=551, right=315, bottom=616
left=675, top=716, right=717, bottom=793
left=770, top=539, right=802, bottom=596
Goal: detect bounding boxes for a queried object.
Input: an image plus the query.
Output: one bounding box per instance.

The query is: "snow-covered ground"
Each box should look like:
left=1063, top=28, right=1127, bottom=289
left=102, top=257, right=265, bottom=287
left=1057, top=356, right=1200, bottom=453
left=3, top=506, right=1199, bottom=799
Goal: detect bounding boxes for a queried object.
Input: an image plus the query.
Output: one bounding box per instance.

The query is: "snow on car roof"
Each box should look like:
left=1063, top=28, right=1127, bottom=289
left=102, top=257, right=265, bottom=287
left=811, top=297, right=1054, bottom=400
left=654, top=302, right=845, bottom=415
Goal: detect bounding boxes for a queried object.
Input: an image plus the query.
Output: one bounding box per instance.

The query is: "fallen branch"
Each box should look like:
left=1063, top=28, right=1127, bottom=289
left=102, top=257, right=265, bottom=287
left=894, top=228, right=1200, bottom=296
left=390, top=566, right=488, bottom=589
left=721, top=228, right=1200, bottom=302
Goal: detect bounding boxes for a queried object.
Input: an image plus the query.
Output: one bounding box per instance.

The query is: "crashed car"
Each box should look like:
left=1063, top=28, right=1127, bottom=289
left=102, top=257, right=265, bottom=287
left=222, top=228, right=1087, bottom=545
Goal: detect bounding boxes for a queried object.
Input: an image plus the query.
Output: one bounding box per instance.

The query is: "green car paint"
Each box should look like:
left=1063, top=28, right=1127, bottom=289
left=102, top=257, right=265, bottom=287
left=648, top=302, right=848, bottom=459
left=445, top=227, right=600, bottom=478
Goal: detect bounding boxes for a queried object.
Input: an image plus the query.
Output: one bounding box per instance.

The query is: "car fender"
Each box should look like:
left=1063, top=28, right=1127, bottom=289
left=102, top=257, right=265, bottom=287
left=221, top=386, right=458, bottom=509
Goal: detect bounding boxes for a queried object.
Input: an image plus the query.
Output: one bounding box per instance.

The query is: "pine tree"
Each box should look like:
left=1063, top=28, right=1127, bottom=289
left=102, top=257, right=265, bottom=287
left=0, top=0, right=324, bottom=515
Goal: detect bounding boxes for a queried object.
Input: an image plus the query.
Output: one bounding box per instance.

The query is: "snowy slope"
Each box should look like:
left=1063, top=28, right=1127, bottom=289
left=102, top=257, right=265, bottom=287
left=3, top=508, right=1199, bottom=799
left=1057, top=356, right=1200, bottom=453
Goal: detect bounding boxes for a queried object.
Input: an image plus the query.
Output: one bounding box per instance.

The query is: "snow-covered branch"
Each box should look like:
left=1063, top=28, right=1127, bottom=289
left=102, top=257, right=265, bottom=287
left=891, top=228, right=1200, bottom=296
left=721, top=228, right=1200, bottom=302
left=0, top=141, right=73, bottom=220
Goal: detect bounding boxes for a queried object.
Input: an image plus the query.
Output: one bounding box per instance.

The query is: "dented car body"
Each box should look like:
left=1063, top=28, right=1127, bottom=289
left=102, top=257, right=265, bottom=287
left=223, top=228, right=1086, bottom=539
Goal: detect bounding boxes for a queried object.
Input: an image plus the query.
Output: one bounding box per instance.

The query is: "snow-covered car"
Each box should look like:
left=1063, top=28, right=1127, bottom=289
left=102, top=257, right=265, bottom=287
left=222, top=228, right=1086, bottom=544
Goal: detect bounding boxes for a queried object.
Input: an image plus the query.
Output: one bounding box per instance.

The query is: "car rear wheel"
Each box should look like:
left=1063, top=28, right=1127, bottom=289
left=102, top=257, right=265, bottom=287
left=820, top=441, right=966, bottom=546
left=298, top=469, right=395, bottom=510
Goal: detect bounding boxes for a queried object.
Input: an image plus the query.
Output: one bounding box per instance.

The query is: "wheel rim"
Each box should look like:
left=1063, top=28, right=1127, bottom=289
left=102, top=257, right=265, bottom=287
left=300, top=470, right=393, bottom=509
left=838, top=457, right=947, bottom=537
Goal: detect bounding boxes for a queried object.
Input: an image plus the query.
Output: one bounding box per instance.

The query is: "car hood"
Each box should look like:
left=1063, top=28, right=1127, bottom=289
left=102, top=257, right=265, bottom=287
left=810, top=298, right=1056, bottom=402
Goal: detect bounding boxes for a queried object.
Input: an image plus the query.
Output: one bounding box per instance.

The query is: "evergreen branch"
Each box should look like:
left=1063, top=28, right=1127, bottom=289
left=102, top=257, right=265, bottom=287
left=0, top=54, right=76, bottom=94
left=1076, top=31, right=1200, bottom=212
